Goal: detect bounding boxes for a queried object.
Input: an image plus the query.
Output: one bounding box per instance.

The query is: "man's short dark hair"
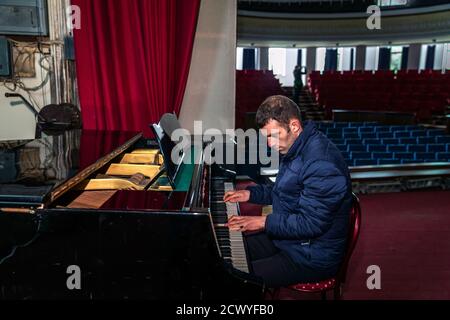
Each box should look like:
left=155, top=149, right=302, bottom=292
left=256, top=95, right=302, bottom=129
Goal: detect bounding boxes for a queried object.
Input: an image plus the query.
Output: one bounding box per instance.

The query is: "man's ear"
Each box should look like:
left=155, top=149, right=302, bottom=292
left=289, top=119, right=302, bottom=134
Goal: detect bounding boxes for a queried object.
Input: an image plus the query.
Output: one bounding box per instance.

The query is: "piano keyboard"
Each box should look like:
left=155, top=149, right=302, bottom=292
left=211, top=178, right=250, bottom=274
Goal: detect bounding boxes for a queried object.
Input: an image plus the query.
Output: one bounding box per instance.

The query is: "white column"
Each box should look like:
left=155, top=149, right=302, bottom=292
left=179, top=0, right=236, bottom=132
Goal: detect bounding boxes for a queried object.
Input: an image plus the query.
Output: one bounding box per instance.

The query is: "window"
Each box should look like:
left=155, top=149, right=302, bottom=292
left=269, top=48, right=287, bottom=77
left=236, top=47, right=244, bottom=70
left=390, top=46, right=403, bottom=71
left=443, top=43, right=450, bottom=71
left=377, top=0, right=408, bottom=7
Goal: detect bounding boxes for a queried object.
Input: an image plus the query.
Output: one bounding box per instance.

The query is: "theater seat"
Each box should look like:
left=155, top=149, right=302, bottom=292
left=359, top=127, right=376, bottom=133
left=378, top=132, right=395, bottom=139
left=437, top=152, right=450, bottom=161
left=408, top=145, right=427, bottom=153
left=360, top=133, right=377, bottom=139
left=353, top=159, right=377, bottom=166
left=348, top=145, right=367, bottom=152
left=436, top=136, right=450, bottom=144
left=418, top=137, right=436, bottom=144
left=427, top=144, right=446, bottom=153
left=415, top=152, right=436, bottom=161
left=394, top=131, right=411, bottom=138
left=351, top=152, right=371, bottom=159
left=368, top=145, right=387, bottom=152
left=411, top=130, right=428, bottom=137
left=388, top=145, right=407, bottom=153
left=395, top=152, right=414, bottom=160
left=400, top=138, right=417, bottom=145
left=383, top=138, right=399, bottom=145
left=378, top=159, right=402, bottom=165
left=372, top=152, right=392, bottom=159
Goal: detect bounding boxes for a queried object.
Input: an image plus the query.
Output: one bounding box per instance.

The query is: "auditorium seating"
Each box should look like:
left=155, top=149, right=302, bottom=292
left=236, top=70, right=285, bottom=129
left=316, top=121, right=450, bottom=167
left=308, top=70, right=450, bottom=121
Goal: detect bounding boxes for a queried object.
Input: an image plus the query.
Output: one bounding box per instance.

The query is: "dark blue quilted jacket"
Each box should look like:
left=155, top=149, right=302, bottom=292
left=247, top=121, right=353, bottom=275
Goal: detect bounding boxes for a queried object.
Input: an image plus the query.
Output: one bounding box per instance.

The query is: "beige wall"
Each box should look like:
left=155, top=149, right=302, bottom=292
left=179, top=0, right=236, bottom=133
left=0, top=53, right=51, bottom=141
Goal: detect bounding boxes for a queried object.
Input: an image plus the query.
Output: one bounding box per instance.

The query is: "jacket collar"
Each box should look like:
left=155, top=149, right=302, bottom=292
left=282, top=121, right=316, bottom=161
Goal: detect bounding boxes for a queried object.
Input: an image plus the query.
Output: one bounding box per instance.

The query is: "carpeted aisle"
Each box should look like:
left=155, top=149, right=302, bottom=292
left=278, top=190, right=450, bottom=300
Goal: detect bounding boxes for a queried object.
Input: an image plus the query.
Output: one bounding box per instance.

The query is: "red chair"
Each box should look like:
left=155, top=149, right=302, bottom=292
left=270, top=193, right=362, bottom=300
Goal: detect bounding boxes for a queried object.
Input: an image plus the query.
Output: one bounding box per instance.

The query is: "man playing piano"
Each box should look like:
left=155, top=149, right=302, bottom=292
left=224, top=95, right=353, bottom=287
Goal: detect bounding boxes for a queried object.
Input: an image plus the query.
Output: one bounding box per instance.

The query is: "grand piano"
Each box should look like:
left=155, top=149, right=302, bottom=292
left=0, top=116, right=264, bottom=300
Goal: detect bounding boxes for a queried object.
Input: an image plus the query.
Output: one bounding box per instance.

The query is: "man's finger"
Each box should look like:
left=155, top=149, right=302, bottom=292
left=224, top=194, right=241, bottom=202
left=228, top=216, right=245, bottom=223
left=223, top=190, right=237, bottom=199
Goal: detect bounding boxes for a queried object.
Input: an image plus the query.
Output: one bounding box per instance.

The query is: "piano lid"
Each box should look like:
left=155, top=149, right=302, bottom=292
left=0, top=130, right=141, bottom=208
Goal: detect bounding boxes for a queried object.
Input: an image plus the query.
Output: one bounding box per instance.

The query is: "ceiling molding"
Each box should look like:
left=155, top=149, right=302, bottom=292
left=237, top=10, right=450, bottom=47
left=238, top=3, right=450, bottom=19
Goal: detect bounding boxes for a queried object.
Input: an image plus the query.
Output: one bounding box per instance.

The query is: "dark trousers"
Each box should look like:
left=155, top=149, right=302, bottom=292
left=245, top=232, right=328, bottom=287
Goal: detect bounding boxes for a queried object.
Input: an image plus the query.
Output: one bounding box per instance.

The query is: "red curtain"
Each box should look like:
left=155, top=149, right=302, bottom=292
left=72, top=0, right=200, bottom=137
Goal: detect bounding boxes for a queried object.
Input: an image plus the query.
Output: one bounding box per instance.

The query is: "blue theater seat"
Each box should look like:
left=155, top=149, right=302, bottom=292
left=390, top=126, right=407, bottom=132
left=364, top=122, right=378, bottom=127
left=436, top=136, right=450, bottom=144
left=418, top=137, right=436, bottom=144
left=327, top=128, right=343, bottom=135
left=427, top=144, right=446, bottom=153
left=394, top=152, right=414, bottom=159
left=378, top=159, right=401, bottom=165
left=377, top=132, right=394, bottom=139
left=363, top=138, right=381, bottom=145
left=415, top=152, right=436, bottom=161
left=400, top=138, right=417, bottom=145
left=388, top=145, right=407, bottom=152
left=447, top=144, right=450, bottom=152
left=343, top=127, right=358, bottom=134
left=348, top=145, right=367, bottom=152
left=359, top=127, right=375, bottom=133
left=394, top=131, right=410, bottom=138
left=401, top=159, right=421, bottom=164
left=346, top=139, right=363, bottom=145
left=348, top=122, right=362, bottom=128
left=360, top=133, right=377, bottom=139
left=368, top=145, right=387, bottom=152
left=411, top=130, right=428, bottom=137
left=427, top=129, right=446, bottom=137
left=374, top=126, right=390, bottom=132
left=343, top=133, right=360, bottom=140
left=327, top=133, right=342, bottom=140
left=341, top=151, right=351, bottom=159
left=351, top=152, right=372, bottom=159
left=354, top=159, right=377, bottom=166
left=382, top=138, right=399, bottom=145
left=437, top=152, right=450, bottom=161
left=372, top=152, right=392, bottom=159
left=408, top=145, right=427, bottom=153
left=330, top=138, right=346, bottom=145
left=336, top=144, right=348, bottom=152
left=334, top=122, right=349, bottom=128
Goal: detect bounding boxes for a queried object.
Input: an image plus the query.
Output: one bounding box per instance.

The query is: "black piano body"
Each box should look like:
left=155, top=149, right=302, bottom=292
left=0, top=129, right=263, bottom=300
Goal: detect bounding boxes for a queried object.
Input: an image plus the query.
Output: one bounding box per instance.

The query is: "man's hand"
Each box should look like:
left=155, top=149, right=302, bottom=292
left=227, top=215, right=266, bottom=232
left=223, top=190, right=250, bottom=203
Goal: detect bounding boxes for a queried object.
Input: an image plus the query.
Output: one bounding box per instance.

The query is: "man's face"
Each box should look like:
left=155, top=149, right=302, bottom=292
left=261, top=119, right=302, bottom=155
